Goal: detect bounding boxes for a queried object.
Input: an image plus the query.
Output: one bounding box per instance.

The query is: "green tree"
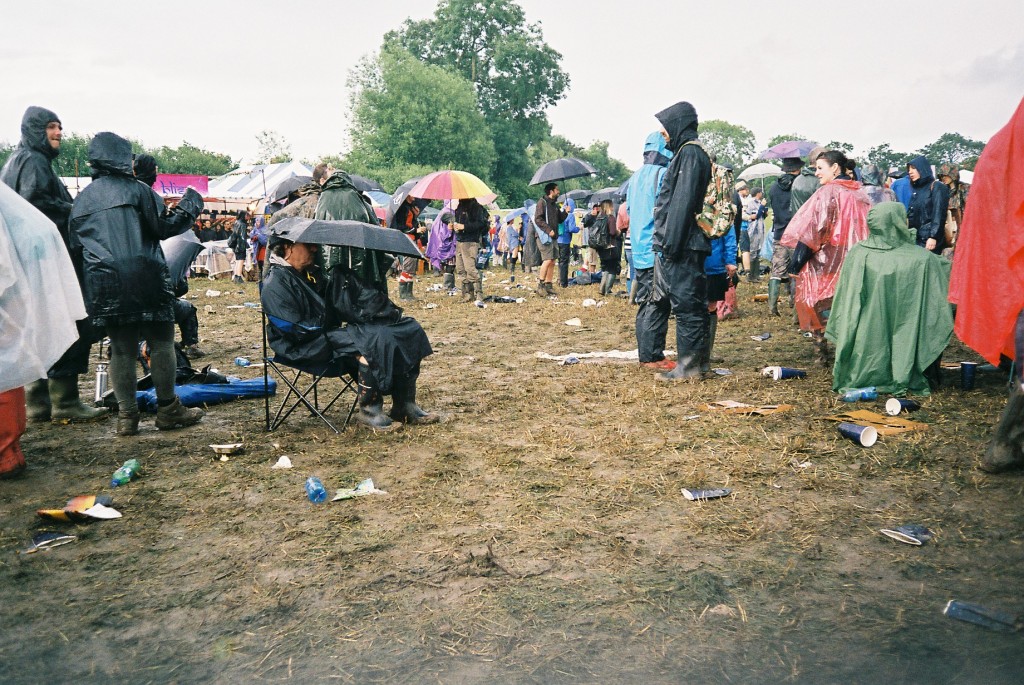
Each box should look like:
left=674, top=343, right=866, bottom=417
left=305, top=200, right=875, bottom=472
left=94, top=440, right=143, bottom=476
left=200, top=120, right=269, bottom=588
left=255, top=130, right=292, bottom=164
left=149, top=142, right=235, bottom=176
left=917, top=132, right=986, bottom=167
left=824, top=140, right=855, bottom=157
left=699, top=119, right=756, bottom=169
left=345, top=47, right=496, bottom=187
left=865, top=143, right=912, bottom=173
left=0, top=141, right=14, bottom=171
left=50, top=133, right=92, bottom=177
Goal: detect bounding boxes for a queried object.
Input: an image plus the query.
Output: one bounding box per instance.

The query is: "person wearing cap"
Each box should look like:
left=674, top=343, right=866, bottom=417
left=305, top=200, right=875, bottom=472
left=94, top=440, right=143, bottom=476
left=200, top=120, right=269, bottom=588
left=1, top=106, right=109, bottom=425
left=766, top=157, right=802, bottom=316
left=650, top=101, right=713, bottom=380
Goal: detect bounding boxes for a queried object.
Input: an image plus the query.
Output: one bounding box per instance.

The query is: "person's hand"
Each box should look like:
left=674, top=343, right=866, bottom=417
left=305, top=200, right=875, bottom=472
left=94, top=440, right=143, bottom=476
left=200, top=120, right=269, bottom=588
left=925, top=238, right=937, bottom=251
left=452, top=222, right=463, bottom=232
left=549, top=229, right=556, bottom=238
left=726, top=264, right=737, bottom=277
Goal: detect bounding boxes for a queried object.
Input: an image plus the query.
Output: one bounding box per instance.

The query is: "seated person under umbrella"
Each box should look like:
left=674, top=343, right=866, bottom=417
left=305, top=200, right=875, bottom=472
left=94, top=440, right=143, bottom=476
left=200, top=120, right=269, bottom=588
left=260, top=221, right=438, bottom=429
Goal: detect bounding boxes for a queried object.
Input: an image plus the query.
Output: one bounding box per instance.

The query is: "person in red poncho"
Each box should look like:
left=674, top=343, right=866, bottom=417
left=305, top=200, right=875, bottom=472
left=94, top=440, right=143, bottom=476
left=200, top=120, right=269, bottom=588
left=780, top=149, right=871, bottom=363
left=949, top=97, right=1024, bottom=473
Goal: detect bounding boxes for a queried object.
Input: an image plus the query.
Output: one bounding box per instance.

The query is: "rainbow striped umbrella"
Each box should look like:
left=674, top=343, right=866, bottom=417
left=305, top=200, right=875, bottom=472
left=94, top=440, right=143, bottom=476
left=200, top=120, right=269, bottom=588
left=409, top=170, right=493, bottom=200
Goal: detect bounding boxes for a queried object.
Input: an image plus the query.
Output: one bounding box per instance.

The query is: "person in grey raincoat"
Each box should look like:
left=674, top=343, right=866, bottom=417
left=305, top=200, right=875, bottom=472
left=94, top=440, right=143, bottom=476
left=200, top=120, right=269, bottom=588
left=0, top=106, right=108, bottom=424
left=651, top=101, right=713, bottom=380
left=70, top=132, right=205, bottom=436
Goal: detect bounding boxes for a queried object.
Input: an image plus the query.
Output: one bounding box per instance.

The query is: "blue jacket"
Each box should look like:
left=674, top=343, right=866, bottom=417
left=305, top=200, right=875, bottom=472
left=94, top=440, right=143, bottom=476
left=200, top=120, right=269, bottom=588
left=704, top=225, right=737, bottom=276
left=557, top=198, right=578, bottom=244
left=626, top=132, right=673, bottom=269
left=891, top=175, right=912, bottom=209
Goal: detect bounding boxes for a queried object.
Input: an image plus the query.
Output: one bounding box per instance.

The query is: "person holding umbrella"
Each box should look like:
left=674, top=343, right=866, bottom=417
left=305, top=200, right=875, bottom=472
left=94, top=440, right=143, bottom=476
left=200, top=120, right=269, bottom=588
left=451, top=197, right=490, bottom=302
left=390, top=194, right=425, bottom=301
left=534, top=183, right=567, bottom=296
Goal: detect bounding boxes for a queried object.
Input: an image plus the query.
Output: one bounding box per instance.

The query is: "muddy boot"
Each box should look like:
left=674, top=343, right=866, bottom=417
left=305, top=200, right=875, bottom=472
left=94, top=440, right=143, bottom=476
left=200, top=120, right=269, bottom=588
left=460, top=282, right=474, bottom=303
left=389, top=372, right=440, bottom=425
left=155, top=396, right=204, bottom=430
left=25, top=379, right=51, bottom=423
left=768, top=279, right=781, bottom=316
left=356, top=364, right=394, bottom=430
left=748, top=256, right=761, bottom=282
left=544, top=282, right=556, bottom=297
left=813, top=335, right=832, bottom=367
left=442, top=272, right=456, bottom=291
left=49, top=377, right=109, bottom=424
left=707, top=317, right=723, bottom=364
left=398, top=281, right=416, bottom=301
left=116, top=411, right=140, bottom=437
left=979, top=389, right=1024, bottom=473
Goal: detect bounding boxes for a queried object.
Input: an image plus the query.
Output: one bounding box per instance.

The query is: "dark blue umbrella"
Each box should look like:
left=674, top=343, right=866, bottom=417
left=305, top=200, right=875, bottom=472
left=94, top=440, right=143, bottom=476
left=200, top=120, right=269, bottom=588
left=385, top=177, right=430, bottom=227
left=529, top=157, right=598, bottom=185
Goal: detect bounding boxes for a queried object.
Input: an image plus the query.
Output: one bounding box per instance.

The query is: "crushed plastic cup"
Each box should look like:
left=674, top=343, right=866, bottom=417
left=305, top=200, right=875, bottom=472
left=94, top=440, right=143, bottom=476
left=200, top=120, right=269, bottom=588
left=885, top=398, right=921, bottom=415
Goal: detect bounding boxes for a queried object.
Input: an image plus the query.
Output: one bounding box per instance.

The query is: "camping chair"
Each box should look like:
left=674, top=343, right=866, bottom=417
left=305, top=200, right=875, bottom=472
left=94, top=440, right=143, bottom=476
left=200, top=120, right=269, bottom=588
left=262, top=314, right=358, bottom=433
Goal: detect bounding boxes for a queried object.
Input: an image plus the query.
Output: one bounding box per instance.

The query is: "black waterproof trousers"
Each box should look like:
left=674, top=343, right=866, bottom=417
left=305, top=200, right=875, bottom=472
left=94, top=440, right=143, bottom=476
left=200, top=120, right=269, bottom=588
left=47, top=319, right=94, bottom=378
left=634, top=267, right=670, bottom=363
left=173, top=298, right=199, bottom=347
left=557, top=243, right=572, bottom=288
left=660, top=251, right=709, bottom=375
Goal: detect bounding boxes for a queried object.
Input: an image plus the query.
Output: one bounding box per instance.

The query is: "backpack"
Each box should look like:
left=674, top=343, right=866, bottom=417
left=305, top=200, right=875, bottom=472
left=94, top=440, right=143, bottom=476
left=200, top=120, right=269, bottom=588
left=587, top=214, right=609, bottom=249
left=683, top=140, right=736, bottom=239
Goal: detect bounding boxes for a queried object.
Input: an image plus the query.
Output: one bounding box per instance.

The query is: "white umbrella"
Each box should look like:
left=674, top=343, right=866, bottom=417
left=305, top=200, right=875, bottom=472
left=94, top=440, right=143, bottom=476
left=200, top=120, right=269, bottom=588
left=738, top=162, right=783, bottom=192
left=958, top=169, right=974, bottom=185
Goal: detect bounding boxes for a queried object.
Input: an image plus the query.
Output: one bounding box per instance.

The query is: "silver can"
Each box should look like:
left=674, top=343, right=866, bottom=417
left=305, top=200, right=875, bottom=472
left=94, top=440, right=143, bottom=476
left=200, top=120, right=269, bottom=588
left=94, top=363, right=109, bottom=404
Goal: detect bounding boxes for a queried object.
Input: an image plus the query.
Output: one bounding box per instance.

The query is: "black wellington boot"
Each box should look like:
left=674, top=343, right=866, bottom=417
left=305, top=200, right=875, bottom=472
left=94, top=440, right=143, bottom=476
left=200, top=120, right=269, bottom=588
left=356, top=364, right=394, bottom=430
left=979, top=388, right=1024, bottom=473
left=389, top=370, right=440, bottom=425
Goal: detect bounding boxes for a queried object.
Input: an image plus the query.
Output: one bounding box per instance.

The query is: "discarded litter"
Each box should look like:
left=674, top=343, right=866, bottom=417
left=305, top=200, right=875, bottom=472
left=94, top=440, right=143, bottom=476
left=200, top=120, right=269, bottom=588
left=560, top=356, right=580, bottom=366
left=205, top=289, right=221, bottom=297
left=271, top=456, right=293, bottom=469
left=825, top=410, right=927, bottom=435
left=838, top=422, right=878, bottom=447
left=243, top=302, right=260, bottom=308
left=711, top=368, right=733, bottom=376
left=18, top=532, right=77, bottom=555
left=682, top=487, right=732, bottom=501
left=204, top=305, right=215, bottom=314
left=110, top=459, right=141, bottom=487
left=564, top=318, right=582, bottom=327
left=751, top=293, right=768, bottom=302
left=210, top=443, right=244, bottom=455
left=332, top=478, right=388, bottom=501
left=762, top=366, right=806, bottom=380
left=880, top=524, right=933, bottom=545
left=750, top=332, right=771, bottom=342
left=943, top=600, right=1022, bottom=633
left=474, top=300, right=486, bottom=308
left=423, top=303, right=438, bottom=309
left=886, top=398, right=921, bottom=415
left=38, top=495, right=122, bottom=522
left=582, top=298, right=598, bottom=307
left=841, top=386, right=878, bottom=402
left=483, top=295, right=522, bottom=303
left=305, top=476, right=328, bottom=503
left=234, top=357, right=251, bottom=367
left=702, top=400, right=793, bottom=416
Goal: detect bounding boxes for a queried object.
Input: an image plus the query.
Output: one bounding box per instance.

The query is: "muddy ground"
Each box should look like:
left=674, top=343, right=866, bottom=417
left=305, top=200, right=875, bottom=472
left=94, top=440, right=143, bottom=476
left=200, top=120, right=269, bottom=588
left=2, top=269, right=1023, bottom=684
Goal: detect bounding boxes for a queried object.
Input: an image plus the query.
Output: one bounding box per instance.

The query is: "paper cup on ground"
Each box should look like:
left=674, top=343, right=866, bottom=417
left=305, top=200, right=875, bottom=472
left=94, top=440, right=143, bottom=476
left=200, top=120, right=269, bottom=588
left=960, top=362, right=978, bottom=390
left=762, top=366, right=806, bottom=380
left=838, top=422, right=878, bottom=447
left=885, top=398, right=921, bottom=416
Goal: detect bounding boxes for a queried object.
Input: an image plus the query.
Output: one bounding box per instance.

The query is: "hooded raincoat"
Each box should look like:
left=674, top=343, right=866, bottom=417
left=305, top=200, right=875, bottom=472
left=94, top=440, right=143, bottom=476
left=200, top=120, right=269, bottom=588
left=906, top=155, right=950, bottom=252
left=825, top=203, right=953, bottom=395
left=860, top=164, right=897, bottom=206
left=70, top=132, right=202, bottom=328
left=0, top=107, right=73, bottom=244
left=626, top=132, right=673, bottom=270
left=314, top=171, right=391, bottom=285
left=780, top=179, right=870, bottom=332
left=949, top=96, right=1024, bottom=366
left=425, top=200, right=457, bottom=270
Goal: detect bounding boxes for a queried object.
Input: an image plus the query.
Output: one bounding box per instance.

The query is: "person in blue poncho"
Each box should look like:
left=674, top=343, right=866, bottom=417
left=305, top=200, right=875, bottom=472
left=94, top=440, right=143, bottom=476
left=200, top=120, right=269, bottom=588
left=627, top=131, right=674, bottom=369
left=557, top=198, right=579, bottom=288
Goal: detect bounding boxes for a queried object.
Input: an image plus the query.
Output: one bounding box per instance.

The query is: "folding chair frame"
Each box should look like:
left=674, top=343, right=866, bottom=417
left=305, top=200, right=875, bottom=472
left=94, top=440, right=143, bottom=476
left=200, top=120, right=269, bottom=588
left=262, top=314, right=358, bottom=433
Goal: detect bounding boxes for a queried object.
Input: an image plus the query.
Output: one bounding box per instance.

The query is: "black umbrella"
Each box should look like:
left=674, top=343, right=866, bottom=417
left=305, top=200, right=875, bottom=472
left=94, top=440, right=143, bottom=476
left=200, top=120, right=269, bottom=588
left=558, top=188, right=592, bottom=204
left=385, top=177, right=430, bottom=227
left=161, top=231, right=204, bottom=287
left=348, top=174, right=385, bottom=193
left=529, top=157, right=598, bottom=186
left=270, top=218, right=424, bottom=259
left=615, top=178, right=630, bottom=201
left=588, top=186, right=623, bottom=205
left=268, top=175, right=313, bottom=204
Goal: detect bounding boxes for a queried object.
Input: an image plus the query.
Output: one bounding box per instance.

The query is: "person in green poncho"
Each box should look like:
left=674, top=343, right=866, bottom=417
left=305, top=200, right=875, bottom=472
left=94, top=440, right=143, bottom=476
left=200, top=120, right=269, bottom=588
left=825, top=202, right=952, bottom=396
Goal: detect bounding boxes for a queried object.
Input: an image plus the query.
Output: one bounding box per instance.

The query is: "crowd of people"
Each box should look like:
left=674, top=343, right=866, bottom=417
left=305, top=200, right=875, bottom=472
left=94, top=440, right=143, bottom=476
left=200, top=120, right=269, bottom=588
left=1, top=97, right=1022, bottom=479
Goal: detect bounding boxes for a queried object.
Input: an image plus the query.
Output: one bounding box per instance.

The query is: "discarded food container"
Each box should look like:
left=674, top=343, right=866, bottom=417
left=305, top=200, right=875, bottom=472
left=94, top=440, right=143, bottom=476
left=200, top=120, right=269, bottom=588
left=960, top=362, right=978, bottom=390
left=885, top=398, right=921, bottom=415
left=210, top=443, right=244, bottom=455
left=681, top=487, right=732, bottom=501
left=841, top=387, right=878, bottom=402
left=762, top=366, right=806, bottom=380
left=234, top=357, right=251, bottom=367
left=880, top=524, right=933, bottom=545
left=271, top=456, right=293, bottom=469
left=944, top=600, right=1021, bottom=633
left=305, top=476, right=327, bottom=503
left=838, top=422, right=878, bottom=447
left=111, top=459, right=141, bottom=487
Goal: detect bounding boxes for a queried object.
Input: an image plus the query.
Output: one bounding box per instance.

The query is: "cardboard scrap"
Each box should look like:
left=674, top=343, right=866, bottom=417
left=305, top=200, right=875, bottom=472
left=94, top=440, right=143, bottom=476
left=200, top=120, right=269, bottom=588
left=701, top=400, right=794, bottom=416
left=825, top=410, right=927, bottom=435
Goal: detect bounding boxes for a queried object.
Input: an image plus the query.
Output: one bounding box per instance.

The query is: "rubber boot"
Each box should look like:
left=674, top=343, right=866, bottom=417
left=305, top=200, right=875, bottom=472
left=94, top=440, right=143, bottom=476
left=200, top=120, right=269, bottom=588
left=116, top=412, right=140, bottom=437
left=748, top=256, right=761, bottom=282
left=442, top=272, right=456, bottom=291
left=25, top=379, right=51, bottom=423
left=460, top=282, right=474, bottom=303
left=389, top=372, right=440, bottom=425
left=978, top=389, right=1024, bottom=473
left=398, top=281, right=416, bottom=301
left=49, top=377, right=109, bottom=424
left=155, top=396, right=204, bottom=430
left=708, top=317, right=723, bottom=364
left=768, top=279, right=781, bottom=316
left=356, top=364, right=394, bottom=430
left=657, top=328, right=704, bottom=382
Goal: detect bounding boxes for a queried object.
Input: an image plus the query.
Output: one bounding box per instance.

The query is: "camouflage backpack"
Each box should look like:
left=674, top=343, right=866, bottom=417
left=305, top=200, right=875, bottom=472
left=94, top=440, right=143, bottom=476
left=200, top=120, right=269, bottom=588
left=683, top=140, right=736, bottom=239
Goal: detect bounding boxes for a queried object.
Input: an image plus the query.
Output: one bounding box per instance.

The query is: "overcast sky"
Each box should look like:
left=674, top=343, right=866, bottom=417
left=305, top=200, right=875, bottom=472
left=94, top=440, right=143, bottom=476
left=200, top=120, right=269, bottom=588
left=2, top=0, right=1022, bottom=174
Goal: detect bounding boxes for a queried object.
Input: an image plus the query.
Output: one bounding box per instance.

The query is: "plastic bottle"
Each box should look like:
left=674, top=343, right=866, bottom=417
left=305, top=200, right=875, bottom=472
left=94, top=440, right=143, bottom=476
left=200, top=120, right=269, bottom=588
left=841, top=387, right=878, bottom=402
left=305, top=476, right=328, bottom=503
left=111, top=458, right=141, bottom=487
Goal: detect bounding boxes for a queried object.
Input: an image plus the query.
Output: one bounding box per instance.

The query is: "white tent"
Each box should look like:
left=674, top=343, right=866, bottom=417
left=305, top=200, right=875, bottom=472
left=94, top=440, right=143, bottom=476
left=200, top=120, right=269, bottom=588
left=60, top=177, right=92, bottom=198
left=206, top=161, right=312, bottom=201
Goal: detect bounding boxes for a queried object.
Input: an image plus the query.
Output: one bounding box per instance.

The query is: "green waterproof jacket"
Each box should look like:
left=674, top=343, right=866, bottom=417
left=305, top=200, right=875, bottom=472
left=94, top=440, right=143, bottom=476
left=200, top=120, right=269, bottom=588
left=825, top=202, right=953, bottom=396
left=313, top=172, right=390, bottom=285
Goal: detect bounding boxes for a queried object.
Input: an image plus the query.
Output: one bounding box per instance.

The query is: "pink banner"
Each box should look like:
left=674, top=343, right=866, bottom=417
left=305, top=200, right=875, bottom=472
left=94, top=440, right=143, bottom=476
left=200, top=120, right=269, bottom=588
left=153, top=174, right=208, bottom=196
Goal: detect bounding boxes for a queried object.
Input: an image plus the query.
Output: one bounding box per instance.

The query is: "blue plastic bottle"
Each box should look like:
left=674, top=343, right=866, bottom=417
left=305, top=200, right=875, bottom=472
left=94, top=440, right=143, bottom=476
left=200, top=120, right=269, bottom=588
left=841, top=387, right=878, bottom=402
left=305, top=476, right=328, bottom=503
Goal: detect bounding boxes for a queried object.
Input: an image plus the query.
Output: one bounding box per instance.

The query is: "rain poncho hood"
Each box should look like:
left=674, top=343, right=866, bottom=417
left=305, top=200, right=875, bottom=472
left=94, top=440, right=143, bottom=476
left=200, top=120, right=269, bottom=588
left=20, top=106, right=61, bottom=161
left=780, top=179, right=870, bottom=330
left=826, top=202, right=953, bottom=395
left=313, top=171, right=388, bottom=284
left=907, top=155, right=934, bottom=188
left=655, top=102, right=698, bottom=153
left=949, top=96, right=1024, bottom=365
left=425, top=200, right=457, bottom=269
left=627, top=132, right=674, bottom=269
left=87, top=132, right=134, bottom=178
